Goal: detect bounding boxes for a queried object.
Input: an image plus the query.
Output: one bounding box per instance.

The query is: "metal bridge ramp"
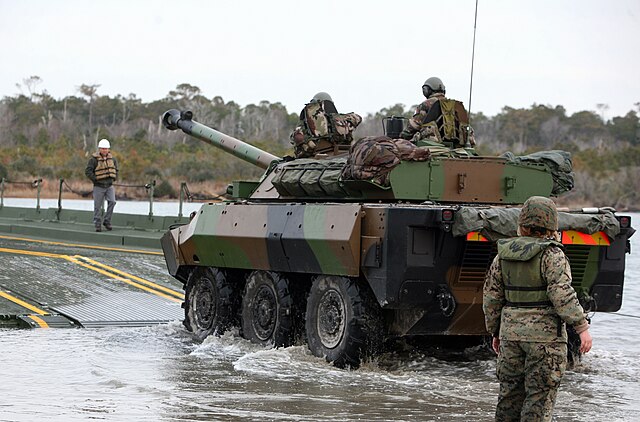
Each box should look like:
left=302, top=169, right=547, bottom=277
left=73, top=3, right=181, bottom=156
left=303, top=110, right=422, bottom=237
left=0, top=239, right=184, bottom=329
left=53, top=290, right=182, bottom=328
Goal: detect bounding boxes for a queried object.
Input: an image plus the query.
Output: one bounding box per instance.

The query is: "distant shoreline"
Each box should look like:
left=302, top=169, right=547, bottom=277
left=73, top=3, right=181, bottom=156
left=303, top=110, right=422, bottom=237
left=3, top=193, right=637, bottom=212
left=0, top=178, right=227, bottom=203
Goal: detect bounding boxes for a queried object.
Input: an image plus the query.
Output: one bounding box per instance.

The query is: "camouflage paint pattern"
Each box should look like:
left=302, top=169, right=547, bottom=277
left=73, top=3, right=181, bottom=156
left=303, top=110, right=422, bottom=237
left=166, top=109, right=556, bottom=205
left=163, top=199, right=630, bottom=338
left=240, top=155, right=556, bottom=204
left=162, top=109, right=278, bottom=169
left=159, top=109, right=632, bottom=342
left=388, top=157, right=554, bottom=204
left=175, top=202, right=362, bottom=277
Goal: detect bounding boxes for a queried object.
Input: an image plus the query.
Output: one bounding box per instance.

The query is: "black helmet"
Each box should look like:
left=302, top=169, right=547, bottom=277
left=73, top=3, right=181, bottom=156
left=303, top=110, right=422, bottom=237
left=422, top=77, right=446, bottom=98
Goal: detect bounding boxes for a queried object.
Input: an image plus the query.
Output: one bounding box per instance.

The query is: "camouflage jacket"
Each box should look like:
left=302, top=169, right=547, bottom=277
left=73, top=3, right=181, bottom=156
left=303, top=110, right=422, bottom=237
left=483, top=237, right=589, bottom=343
left=399, top=93, right=446, bottom=140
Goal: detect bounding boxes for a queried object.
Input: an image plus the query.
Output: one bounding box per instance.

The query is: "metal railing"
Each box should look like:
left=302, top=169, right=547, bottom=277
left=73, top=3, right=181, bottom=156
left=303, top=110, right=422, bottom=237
left=177, top=182, right=228, bottom=217
left=57, top=179, right=158, bottom=218
left=113, top=180, right=156, bottom=217
left=1, top=178, right=227, bottom=218
left=1, top=178, right=43, bottom=210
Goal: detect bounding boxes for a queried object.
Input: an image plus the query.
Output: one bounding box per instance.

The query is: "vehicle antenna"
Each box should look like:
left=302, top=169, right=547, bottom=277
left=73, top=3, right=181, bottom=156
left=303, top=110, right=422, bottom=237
left=468, top=0, right=479, bottom=124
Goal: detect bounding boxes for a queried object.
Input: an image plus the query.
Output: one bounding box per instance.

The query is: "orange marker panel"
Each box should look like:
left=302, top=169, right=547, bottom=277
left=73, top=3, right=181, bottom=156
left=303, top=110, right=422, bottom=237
left=561, top=230, right=610, bottom=246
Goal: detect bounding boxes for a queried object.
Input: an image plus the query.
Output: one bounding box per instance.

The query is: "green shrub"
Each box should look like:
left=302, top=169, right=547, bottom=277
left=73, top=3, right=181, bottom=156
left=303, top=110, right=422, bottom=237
left=154, top=179, right=177, bottom=198
left=12, top=156, right=38, bottom=175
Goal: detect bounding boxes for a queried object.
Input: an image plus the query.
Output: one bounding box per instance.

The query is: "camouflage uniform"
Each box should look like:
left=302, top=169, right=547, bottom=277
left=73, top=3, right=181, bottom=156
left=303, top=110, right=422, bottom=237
left=483, top=197, right=589, bottom=422
left=399, top=92, right=446, bottom=141
left=290, top=100, right=362, bottom=158
left=341, top=136, right=431, bottom=186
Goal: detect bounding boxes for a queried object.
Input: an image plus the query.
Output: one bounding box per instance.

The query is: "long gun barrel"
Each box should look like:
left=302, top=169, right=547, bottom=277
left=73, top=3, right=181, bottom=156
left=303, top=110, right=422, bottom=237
left=162, top=109, right=279, bottom=169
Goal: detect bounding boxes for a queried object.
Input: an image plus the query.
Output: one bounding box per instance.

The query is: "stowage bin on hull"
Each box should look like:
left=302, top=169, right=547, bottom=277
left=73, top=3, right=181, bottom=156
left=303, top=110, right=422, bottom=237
left=161, top=109, right=634, bottom=368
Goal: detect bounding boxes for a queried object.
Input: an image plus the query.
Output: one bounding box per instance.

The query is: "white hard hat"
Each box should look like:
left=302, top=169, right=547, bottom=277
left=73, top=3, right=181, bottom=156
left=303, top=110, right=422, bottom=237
left=98, top=139, right=111, bottom=149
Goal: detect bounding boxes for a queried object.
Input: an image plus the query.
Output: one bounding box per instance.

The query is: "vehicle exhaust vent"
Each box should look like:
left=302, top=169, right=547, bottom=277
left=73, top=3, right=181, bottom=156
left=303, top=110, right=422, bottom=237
left=457, top=243, right=591, bottom=289
left=457, top=242, right=496, bottom=286
left=565, top=245, right=590, bottom=287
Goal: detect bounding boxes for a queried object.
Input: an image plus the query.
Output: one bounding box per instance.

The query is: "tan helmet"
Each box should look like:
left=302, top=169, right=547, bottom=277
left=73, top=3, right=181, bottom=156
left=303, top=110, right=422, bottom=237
left=98, top=139, right=111, bottom=149
left=518, top=196, right=558, bottom=231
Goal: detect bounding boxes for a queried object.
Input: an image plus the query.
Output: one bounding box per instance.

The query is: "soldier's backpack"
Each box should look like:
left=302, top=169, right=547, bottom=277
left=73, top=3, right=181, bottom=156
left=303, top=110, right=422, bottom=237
left=291, top=100, right=362, bottom=158
left=301, top=101, right=333, bottom=139
left=420, top=99, right=472, bottom=148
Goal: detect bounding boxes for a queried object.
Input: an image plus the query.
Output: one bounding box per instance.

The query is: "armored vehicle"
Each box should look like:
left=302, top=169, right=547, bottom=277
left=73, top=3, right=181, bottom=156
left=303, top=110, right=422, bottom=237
left=161, top=109, right=634, bottom=368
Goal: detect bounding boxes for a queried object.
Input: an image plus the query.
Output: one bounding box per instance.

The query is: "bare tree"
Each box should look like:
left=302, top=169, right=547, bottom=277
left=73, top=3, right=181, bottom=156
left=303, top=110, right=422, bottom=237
left=15, top=75, right=43, bottom=100
left=596, top=103, right=609, bottom=122
left=77, top=83, right=101, bottom=139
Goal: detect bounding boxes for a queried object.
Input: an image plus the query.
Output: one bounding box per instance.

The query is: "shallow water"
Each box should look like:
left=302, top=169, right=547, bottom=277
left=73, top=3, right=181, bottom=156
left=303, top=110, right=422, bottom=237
left=0, top=211, right=638, bottom=421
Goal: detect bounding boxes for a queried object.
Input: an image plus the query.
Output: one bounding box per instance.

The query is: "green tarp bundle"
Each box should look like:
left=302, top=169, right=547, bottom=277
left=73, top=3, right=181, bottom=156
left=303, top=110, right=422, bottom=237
left=453, top=206, right=621, bottom=240
left=271, top=157, right=348, bottom=197
left=501, top=150, right=574, bottom=195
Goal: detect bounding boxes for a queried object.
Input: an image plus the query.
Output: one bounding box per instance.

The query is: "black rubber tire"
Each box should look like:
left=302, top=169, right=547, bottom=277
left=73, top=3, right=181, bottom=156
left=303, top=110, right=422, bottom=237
left=183, top=267, right=238, bottom=341
left=305, top=275, right=383, bottom=369
left=241, top=271, right=296, bottom=348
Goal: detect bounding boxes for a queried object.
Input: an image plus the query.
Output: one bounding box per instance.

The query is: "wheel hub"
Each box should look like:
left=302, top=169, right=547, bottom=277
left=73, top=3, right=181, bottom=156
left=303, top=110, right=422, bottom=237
left=252, top=284, right=276, bottom=341
left=193, top=281, right=216, bottom=330
left=317, top=289, right=345, bottom=349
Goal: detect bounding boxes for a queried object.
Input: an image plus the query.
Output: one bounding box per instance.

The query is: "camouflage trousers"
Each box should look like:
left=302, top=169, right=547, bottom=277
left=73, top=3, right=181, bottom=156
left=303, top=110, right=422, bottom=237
left=495, top=340, right=567, bottom=422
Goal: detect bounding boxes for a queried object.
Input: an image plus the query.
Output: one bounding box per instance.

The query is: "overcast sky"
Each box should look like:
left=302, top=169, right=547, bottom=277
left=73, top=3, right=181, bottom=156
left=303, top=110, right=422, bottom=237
left=1, top=0, right=639, bottom=119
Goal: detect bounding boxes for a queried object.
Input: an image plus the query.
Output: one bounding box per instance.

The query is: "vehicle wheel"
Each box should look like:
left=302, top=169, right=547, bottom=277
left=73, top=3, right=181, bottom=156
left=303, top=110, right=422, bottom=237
left=241, top=271, right=296, bottom=347
left=183, top=267, right=238, bottom=341
left=305, top=275, right=383, bottom=369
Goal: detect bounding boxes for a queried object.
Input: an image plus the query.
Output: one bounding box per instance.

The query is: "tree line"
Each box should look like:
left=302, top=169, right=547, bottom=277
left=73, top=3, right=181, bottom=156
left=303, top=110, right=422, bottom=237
left=0, top=77, right=638, bottom=209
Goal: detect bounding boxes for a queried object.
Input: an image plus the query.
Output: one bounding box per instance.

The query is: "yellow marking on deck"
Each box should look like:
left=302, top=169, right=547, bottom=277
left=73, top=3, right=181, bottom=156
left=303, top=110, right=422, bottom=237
left=0, top=290, right=49, bottom=315
left=0, top=247, right=182, bottom=303
left=27, top=315, right=49, bottom=328
left=63, top=256, right=182, bottom=303
left=0, top=234, right=162, bottom=255
left=74, top=256, right=184, bottom=299
left=0, top=247, right=66, bottom=259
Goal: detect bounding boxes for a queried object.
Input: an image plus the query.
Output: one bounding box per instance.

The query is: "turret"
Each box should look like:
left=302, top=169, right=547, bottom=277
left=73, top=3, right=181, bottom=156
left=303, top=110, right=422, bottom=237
left=162, top=109, right=564, bottom=204
left=162, top=109, right=279, bottom=169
